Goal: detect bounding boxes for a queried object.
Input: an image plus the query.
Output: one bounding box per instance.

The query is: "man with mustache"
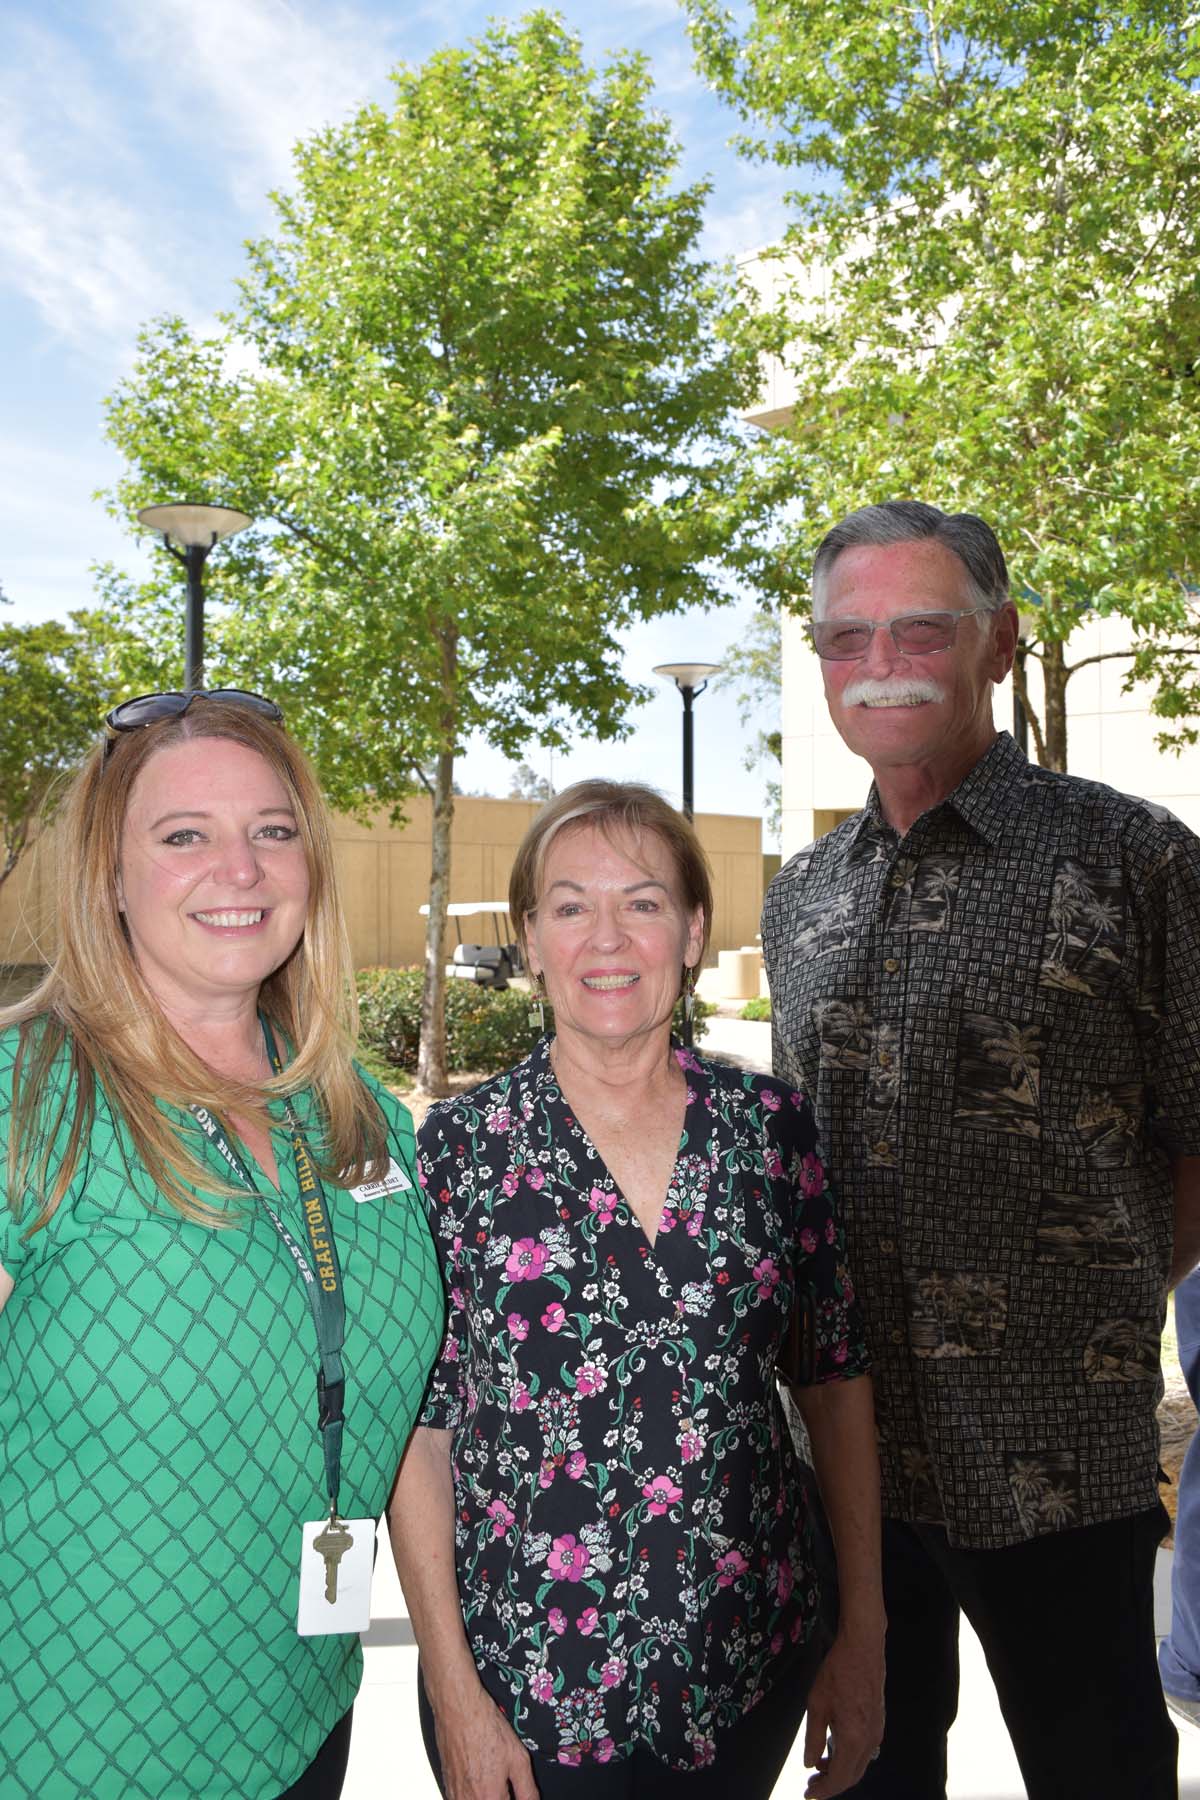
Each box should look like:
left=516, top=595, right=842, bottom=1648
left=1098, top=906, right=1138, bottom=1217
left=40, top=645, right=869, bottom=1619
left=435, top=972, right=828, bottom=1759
left=762, top=501, right=1200, bottom=1799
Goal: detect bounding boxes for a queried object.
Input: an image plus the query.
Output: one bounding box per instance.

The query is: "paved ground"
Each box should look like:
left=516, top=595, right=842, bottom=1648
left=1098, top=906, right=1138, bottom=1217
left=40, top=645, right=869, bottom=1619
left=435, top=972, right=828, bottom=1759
left=346, top=1528, right=1200, bottom=1797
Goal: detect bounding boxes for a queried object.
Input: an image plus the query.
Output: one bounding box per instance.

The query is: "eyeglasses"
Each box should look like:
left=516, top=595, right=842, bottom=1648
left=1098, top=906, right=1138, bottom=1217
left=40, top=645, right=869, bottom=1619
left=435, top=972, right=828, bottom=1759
left=104, top=689, right=284, bottom=758
left=807, top=607, right=987, bottom=661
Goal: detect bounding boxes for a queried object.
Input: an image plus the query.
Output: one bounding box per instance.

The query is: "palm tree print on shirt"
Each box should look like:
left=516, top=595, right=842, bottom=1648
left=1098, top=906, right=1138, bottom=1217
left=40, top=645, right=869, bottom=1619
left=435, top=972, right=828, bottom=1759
left=791, top=890, right=857, bottom=961
left=1006, top=1452, right=1082, bottom=1533
left=812, top=997, right=873, bottom=1071
left=881, top=854, right=963, bottom=934
left=1075, top=1082, right=1144, bottom=1169
left=903, top=1268, right=1010, bottom=1357
left=1035, top=1190, right=1141, bottom=1267
left=1082, top=1317, right=1160, bottom=1382
left=953, top=1013, right=1043, bottom=1139
left=1039, top=859, right=1125, bottom=995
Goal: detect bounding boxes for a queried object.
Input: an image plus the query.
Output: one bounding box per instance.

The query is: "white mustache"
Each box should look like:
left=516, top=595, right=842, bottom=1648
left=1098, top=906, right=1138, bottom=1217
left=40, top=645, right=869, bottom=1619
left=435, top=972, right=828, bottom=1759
left=842, top=676, right=947, bottom=708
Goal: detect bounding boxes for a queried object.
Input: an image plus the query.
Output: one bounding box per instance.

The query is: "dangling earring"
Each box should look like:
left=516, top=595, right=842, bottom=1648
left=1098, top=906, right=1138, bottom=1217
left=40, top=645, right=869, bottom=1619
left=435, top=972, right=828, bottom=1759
left=683, top=966, right=696, bottom=1026
left=528, top=974, right=546, bottom=1035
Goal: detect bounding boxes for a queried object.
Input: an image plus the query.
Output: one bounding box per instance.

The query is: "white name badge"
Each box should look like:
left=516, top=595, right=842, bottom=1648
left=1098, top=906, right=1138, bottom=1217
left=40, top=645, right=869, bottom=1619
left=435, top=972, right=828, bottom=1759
left=346, top=1159, right=412, bottom=1204
left=297, top=1516, right=375, bottom=1636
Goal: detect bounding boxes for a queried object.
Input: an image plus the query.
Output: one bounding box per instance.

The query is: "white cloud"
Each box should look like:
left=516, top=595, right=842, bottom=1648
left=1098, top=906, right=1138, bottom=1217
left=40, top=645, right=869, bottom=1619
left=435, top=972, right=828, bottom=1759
left=105, top=0, right=401, bottom=210
left=0, top=20, right=185, bottom=349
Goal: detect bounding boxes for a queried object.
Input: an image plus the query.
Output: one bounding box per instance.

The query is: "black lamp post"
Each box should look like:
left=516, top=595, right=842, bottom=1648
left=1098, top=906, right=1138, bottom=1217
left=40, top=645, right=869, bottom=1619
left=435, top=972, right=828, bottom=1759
left=652, top=661, right=723, bottom=821
left=653, top=660, right=722, bottom=1048
left=138, top=502, right=253, bottom=691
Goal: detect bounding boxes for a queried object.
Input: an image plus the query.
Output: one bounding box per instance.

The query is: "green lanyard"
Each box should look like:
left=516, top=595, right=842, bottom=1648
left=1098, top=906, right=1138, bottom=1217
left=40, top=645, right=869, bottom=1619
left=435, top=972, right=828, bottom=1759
left=189, top=1017, right=346, bottom=1512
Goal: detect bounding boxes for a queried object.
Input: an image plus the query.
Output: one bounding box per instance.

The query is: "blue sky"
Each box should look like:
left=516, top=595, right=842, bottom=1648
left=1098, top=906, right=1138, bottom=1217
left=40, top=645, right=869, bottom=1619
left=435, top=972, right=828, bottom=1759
left=0, top=0, right=792, bottom=835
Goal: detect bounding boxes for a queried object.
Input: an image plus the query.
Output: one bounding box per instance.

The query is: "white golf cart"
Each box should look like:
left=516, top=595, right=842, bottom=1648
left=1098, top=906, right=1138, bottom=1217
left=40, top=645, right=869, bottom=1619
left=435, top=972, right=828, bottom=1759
left=418, top=901, right=524, bottom=989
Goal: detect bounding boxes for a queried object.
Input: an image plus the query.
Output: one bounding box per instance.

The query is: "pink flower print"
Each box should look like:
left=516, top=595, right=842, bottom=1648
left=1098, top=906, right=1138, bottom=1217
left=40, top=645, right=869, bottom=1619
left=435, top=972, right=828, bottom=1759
left=577, top=1607, right=599, bottom=1636
left=548, top=1608, right=567, bottom=1635
left=761, top=1088, right=782, bottom=1111
left=799, top=1227, right=819, bottom=1255
left=764, top=1147, right=783, bottom=1179
left=557, top=1748, right=582, bottom=1767
left=506, top=1237, right=549, bottom=1282
left=531, top=1669, right=554, bottom=1703
left=443, top=1339, right=459, bottom=1362
left=486, top=1105, right=512, bottom=1133
left=833, top=1341, right=848, bottom=1364
left=449, top=1285, right=466, bottom=1312
left=642, top=1475, right=683, bottom=1516
left=599, top=1656, right=627, bottom=1689
left=678, top=1421, right=704, bottom=1464
left=574, top=1361, right=607, bottom=1398
left=776, top=1558, right=794, bottom=1605
left=587, top=1186, right=616, bottom=1227
left=770, top=1631, right=784, bottom=1657
left=547, top=1535, right=592, bottom=1582
left=508, top=1312, right=530, bottom=1341
left=541, top=1302, right=566, bottom=1333
left=596, top=1739, right=615, bottom=1763
left=716, top=1549, right=748, bottom=1588
left=825, top=1215, right=836, bottom=1243
left=539, top=1460, right=556, bottom=1490
left=691, top=1735, right=716, bottom=1769
left=675, top=1047, right=701, bottom=1074
left=511, top=1382, right=532, bottom=1412
left=799, top=1151, right=824, bottom=1196
left=752, top=1256, right=780, bottom=1300
left=486, top=1499, right=515, bottom=1539
left=502, top=1170, right=520, bottom=1197
left=567, top=1450, right=587, bottom=1481
left=527, top=1167, right=545, bottom=1191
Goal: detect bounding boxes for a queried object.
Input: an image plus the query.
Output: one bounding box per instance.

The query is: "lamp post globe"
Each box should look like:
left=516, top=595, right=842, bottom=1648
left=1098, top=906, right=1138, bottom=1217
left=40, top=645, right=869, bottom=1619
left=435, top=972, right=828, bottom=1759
left=138, top=502, right=253, bottom=692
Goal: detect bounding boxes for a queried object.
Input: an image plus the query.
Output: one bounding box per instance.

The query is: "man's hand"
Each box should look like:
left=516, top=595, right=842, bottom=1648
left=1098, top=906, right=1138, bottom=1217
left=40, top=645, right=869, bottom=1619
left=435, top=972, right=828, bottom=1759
left=432, top=1681, right=539, bottom=1800
left=803, top=1625, right=886, bottom=1798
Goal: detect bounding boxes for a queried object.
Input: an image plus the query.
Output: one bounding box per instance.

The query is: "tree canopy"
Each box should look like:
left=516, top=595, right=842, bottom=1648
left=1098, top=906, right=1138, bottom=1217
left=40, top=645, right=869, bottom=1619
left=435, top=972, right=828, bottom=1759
left=688, top=0, right=1200, bottom=768
left=102, top=13, right=771, bottom=1086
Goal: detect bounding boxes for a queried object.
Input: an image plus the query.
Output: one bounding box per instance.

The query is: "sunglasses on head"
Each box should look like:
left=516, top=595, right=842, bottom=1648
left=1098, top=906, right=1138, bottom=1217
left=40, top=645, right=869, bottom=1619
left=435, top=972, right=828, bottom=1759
left=103, top=689, right=284, bottom=759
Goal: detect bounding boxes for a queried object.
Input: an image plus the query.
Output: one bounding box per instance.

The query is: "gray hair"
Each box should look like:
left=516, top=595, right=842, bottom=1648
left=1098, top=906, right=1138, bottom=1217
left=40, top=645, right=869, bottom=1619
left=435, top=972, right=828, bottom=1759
left=811, top=501, right=1009, bottom=618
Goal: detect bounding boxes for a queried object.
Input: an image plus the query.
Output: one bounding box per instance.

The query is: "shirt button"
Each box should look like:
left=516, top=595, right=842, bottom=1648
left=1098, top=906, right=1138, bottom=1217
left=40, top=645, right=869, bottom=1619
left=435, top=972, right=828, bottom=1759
left=872, top=1139, right=891, bottom=1156
left=883, top=957, right=900, bottom=973
left=890, top=871, right=906, bottom=888
left=890, top=1328, right=905, bottom=1345
left=879, top=1238, right=896, bottom=1255
left=877, top=1050, right=892, bottom=1067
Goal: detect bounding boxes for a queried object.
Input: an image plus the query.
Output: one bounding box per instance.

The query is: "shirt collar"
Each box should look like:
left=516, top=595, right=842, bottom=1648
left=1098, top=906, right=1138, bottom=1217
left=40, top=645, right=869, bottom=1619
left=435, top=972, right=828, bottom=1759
left=847, top=731, right=1029, bottom=852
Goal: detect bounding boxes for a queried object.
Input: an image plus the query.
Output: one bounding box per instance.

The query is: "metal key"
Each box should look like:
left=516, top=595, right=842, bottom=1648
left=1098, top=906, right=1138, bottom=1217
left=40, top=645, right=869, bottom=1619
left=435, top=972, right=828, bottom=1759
left=312, top=1514, right=354, bottom=1604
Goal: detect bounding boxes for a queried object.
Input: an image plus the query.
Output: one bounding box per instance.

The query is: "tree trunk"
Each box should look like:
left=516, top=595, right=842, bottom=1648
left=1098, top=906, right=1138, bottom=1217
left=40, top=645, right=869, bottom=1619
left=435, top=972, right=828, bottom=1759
left=1041, top=638, right=1069, bottom=773
left=417, top=628, right=459, bottom=1096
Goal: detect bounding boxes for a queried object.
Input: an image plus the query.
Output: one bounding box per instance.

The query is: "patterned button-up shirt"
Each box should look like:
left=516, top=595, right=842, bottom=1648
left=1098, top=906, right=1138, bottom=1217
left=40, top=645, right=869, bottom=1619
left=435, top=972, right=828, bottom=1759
left=417, top=1041, right=868, bottom=1769
left=762, top=732, right=1200, bottom=1549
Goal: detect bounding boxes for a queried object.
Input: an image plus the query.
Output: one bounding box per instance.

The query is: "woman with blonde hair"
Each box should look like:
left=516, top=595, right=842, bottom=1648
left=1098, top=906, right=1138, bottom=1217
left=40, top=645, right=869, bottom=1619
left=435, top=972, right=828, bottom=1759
left=0, top=689, right=442, bottom=1800
left=391, top=780, right=883, bottom=1800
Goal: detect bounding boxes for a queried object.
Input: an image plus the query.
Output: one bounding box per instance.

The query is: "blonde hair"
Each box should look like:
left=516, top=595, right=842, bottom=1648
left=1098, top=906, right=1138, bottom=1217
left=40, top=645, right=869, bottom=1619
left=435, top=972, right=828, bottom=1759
left=4, top=698, right=388, bottom=1235
left=508, top=779, right=713, bottom=984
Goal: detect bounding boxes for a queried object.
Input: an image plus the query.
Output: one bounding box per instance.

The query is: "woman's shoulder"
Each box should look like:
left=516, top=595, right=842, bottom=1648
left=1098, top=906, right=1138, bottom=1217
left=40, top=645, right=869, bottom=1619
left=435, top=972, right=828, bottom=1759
left=351, top=1058, right=416, bottom=1152
left=689, top=1048, right=817, bottom=1134
left=417, top=1054, right=535, bottom=1148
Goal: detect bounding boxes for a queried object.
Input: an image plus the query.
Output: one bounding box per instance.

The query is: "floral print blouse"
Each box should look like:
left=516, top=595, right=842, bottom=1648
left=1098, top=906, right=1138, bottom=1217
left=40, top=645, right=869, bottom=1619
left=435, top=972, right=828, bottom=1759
left=416, top=1040, right=868, bottom=1771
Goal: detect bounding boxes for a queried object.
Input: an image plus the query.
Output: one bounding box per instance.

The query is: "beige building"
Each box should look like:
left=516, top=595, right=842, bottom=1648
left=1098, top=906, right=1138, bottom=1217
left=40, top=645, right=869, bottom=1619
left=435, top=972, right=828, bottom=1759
left=739, top=246, right=1200, bottom=859
left=0, top=795, right=764, bottom=973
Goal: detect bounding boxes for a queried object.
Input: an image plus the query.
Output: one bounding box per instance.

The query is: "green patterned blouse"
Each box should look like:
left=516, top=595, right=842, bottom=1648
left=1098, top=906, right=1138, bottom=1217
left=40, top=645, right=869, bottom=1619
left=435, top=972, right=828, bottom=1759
left=0, top=1022, right=442, bottom=1799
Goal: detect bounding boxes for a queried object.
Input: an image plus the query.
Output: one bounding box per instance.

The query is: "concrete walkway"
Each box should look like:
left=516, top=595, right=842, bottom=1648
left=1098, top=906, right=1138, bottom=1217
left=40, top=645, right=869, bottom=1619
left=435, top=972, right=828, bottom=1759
left=346, top=1530, right=1200, bottom=1796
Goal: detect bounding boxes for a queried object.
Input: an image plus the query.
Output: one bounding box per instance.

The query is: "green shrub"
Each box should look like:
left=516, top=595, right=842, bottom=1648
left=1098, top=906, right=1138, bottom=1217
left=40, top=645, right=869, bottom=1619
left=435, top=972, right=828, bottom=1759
left=356, top=966, right=710, bottom=1077
left=739, top=996, right=772, bottom=1022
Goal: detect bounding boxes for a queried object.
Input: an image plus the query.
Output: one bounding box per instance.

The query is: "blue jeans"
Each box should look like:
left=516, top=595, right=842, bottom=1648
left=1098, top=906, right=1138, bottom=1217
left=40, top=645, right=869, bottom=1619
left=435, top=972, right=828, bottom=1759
left=1162, top=1268, right=1200, bottom=1701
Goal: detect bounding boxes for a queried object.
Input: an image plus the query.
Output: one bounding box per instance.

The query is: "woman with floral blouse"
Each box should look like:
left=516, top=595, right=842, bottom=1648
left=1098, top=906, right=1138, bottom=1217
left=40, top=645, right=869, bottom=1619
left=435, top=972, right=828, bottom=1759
left=389, top=781, right=883, bottom=1799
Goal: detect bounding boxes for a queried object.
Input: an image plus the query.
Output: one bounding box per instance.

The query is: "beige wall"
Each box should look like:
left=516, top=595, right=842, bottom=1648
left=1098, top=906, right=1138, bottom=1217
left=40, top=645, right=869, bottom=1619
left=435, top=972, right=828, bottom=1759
left=0, top=796, right=764, bottom=972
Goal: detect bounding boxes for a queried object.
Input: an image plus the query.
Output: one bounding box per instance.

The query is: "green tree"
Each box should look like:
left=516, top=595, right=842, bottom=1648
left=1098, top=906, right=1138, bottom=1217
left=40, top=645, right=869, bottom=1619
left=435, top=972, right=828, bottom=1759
left=103, top=13, right=769, bottom=1090
left=0, top=607, right=158, bottom=891
left=687, top=0, right=1200, bottom=769
left=508, top=762, right=555, bottom=803
left=716, top=603, right=781, bottom=838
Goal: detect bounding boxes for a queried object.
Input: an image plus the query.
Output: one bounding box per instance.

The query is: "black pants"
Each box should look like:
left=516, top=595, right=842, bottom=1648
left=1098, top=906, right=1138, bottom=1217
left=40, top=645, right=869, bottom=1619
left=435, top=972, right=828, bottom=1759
left=276, top=1708, right=353, bottom=1800
left=418, top=1655, right=810, bottom=1798
left=843, top=1507, right=1177, bottom=1800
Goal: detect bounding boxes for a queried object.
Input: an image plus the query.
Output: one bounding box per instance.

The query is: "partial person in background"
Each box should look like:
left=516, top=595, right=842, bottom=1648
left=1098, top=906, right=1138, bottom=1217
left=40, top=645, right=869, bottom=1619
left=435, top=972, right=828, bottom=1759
left=763, top=501, right=1200, bottom=1800
left=0, top=690, right=442, bottom=1800
left=390, top=780, right=884, bottom=1800
left=1161, top=1270, right=1200, bottom=1730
